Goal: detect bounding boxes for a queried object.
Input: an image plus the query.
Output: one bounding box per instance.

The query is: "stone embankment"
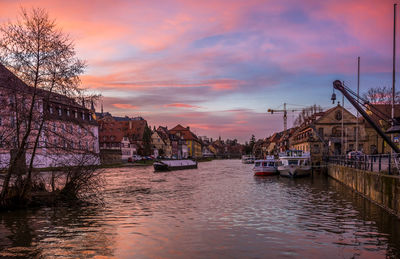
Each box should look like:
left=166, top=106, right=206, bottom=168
left=328, top=164, right=400, bottom=218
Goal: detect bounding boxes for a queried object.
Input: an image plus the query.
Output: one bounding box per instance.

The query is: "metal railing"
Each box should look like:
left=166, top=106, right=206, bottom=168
left=327, top=154, right=400, bottom=175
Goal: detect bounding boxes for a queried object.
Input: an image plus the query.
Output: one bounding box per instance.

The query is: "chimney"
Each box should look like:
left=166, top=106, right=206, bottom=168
left=187, top=126, right=190, bottom=130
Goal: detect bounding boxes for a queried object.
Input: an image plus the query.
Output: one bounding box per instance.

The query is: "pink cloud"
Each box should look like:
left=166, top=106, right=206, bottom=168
left=112, top=103, right=138, bottom=109
left=165, top=103, right=201, bottom=109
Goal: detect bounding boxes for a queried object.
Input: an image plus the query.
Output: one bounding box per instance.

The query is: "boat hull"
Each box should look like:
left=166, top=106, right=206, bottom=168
left=278, top=165, right=311, bottom=178
left=253, top=170, right=278, bottom=176
left=154, top=160, right=198, bottom=172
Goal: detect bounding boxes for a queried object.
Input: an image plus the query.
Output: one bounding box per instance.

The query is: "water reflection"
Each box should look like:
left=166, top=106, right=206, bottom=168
left=0, top=160, right=399, bottom=258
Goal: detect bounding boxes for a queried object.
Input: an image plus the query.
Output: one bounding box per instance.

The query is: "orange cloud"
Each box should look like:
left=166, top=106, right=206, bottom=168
left=112, top=103, right=138, bottom=109
left=165, top=103, right=201, bottom=108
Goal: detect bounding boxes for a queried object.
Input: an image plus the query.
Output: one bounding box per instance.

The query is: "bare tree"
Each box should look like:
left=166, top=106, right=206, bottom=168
left=363, top=86, right=400, bottom=104
left=0, top=8, right=100, bottom=207
left=293, top=105, right=323, bottom=127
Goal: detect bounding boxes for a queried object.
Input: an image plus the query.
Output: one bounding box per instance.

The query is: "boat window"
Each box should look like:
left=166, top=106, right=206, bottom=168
left=262, top=162, right=268, bottom=166
left=288, top=160, right=298, bottom=165
left=268, top=162, right=275, bottom=166
left=255, top=162, right=261, bottom=166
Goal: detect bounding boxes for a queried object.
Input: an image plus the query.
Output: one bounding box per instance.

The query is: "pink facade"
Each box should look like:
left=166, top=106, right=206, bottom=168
left=0, top=64, right=99, bottom=168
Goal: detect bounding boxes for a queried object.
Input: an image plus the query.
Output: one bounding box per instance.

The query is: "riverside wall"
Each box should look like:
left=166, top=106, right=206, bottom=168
left=328, top=164, right=400, bottom=218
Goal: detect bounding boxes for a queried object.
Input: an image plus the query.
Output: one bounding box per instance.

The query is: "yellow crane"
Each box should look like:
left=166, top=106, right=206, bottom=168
left=267, top=103, right=303, bottom=131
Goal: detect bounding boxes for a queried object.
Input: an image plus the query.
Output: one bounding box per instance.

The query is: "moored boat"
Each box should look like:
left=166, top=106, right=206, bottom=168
left=253, top=157, right=279, bottom=176
left=277, top=150, right=311, bottom=178
left=154, top=159, right=198, bottom=172
left=242, top=155, right=255, bottom=164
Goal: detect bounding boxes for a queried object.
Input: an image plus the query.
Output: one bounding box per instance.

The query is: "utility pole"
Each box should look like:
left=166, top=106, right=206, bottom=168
left=356, top=57, right=360, bottom=151
left=341, top=94, right=344, bottom=155
left=392, top=3, right=397, bottom=154
left=283, top=103, right=287, bottom=131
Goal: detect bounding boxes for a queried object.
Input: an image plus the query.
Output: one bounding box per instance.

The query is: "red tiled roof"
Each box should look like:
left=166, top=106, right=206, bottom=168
left=169, top=124, right=199, bottom=142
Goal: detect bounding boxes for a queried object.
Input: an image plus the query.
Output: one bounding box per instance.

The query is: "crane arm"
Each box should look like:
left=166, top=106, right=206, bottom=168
left=333, top=80, right=400, bottom=153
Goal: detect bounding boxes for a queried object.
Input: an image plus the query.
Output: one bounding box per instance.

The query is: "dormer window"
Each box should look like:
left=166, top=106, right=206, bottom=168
left=49, top=106, right=53, bottom=114
left=67, top=109, right=70, bottom=116
left=82, top=113, right=85, bottom=120
left=74, top=111, right=77, bottom=118
left=58, top=107, right=62, bottom=116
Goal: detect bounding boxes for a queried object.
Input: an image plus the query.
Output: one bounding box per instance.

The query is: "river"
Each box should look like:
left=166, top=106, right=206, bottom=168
left=0, top=159, right=400, bottom=258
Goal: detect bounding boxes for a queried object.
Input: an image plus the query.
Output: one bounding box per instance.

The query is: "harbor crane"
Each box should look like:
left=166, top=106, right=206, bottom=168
left=332, top=80, right=400, bottom=153
left=267, top=103, right=303, bottom=131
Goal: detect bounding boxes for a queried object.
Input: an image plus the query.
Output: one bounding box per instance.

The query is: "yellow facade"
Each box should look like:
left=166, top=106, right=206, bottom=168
left=186, top=140, right=202, bottom=158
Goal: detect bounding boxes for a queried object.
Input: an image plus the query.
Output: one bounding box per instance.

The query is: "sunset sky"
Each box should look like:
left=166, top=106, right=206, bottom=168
left=0, top=0, right=398, bottom=142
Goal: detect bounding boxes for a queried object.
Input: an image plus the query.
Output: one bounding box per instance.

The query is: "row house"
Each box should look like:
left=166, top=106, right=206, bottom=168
left=169, top=125, right=202, bottom=158
left=96, top=112, right=147, bottom=162
left=207, top=138, right=243, bottom=158
left=151, top=129, right=168, bottom=158
left=0, top=64, right=99, bottom=168
left=151, top=126, right=188, bottom=159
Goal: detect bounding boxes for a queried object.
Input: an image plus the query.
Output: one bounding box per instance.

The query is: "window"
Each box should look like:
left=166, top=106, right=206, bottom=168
left=318, top=128, right=324, bottom=137
left=67, top=109, right=70, bottom=116
left=49, top=106, right=53, bottom=114
left=53, top=122, right=56, bottom=131
left=70, top=125, right=73, bottom=133
left=313, top=144, right=320, bottom=154
left=82, top=113, right=85, bottom=120
left=288, top=160, right=298, bottom=165
left=74, top=111, right=78, bottom=118
left=58, top=107, right=62, bottom=116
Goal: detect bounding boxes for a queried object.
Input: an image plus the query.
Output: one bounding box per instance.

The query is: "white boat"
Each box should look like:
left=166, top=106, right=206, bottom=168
left=153, top=159, right=198, bottom=172
left=242, top=155, right=255, bottom=164
left=277, top=150, right=311, bottom=178
left=252, top=156, right=279, bottom=176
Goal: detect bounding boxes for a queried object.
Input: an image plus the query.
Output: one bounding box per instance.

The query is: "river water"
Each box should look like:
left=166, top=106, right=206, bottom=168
left=1, top=159, right=400, bottom=258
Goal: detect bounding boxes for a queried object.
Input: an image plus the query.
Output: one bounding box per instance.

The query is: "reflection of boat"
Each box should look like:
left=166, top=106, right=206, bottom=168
left=153, top=160, right=198, bottom=172
left=252, top=157, right=279, bottom=176
left=278, top=150, right=311, bottom=178
left=242, top=155, right=255, bottom=164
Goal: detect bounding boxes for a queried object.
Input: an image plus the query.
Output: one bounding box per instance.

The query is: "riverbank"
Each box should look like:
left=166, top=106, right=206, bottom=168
left=328, top=164, right=400, bottom=219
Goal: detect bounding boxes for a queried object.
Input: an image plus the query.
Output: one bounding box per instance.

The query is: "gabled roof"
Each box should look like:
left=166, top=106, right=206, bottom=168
left=169, top=124, right=200, bottom=142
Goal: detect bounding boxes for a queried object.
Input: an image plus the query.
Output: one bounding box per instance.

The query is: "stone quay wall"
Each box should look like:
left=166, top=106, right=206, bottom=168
left=328, top=164, right=400, bottom=218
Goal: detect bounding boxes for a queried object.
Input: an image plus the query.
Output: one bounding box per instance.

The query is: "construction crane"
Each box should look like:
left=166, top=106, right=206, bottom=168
left=267, top=103, right=303, bottom=131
